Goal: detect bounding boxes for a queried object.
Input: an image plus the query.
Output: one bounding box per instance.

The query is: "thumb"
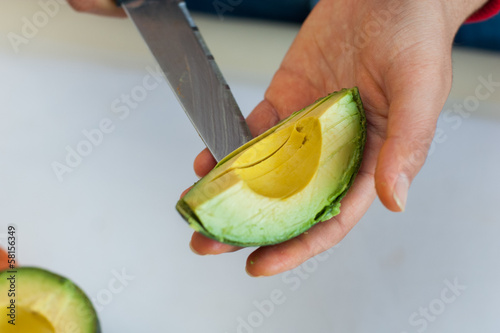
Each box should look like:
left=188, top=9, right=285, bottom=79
left=375, top=70, right=451, bottom=212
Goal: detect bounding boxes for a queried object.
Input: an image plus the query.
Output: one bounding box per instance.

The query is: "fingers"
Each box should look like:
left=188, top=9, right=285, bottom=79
left=67, top=0, right=126, bottom=17
left=245, top=167, right=377, bottom=277
left=190, top=232, right=241, bottom=255
left=193, top=149, right=216, bottom=178
left=244, top=129, right=382, bottom=277
left=245, top=100, right=281, bottom=137
left=375, top=62, right=452, bottom=212
left=180, top=187, right=192, bottom=198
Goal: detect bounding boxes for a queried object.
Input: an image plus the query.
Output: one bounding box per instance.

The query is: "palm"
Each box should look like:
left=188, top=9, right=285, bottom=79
left=191, top=0, right=455, bottom=276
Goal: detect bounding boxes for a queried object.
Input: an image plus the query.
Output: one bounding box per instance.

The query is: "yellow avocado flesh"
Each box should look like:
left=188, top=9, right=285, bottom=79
left=236, top=117, right=321, bottom=198
left=213, top=116, right=322, bottom=199
left=0, top=307, right=55, bottom=333
left=180, top=89, right=365, bottom=246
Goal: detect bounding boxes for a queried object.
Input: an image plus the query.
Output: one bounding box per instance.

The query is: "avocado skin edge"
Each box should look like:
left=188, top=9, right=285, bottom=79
left=176, top=87, right=366, bottom=247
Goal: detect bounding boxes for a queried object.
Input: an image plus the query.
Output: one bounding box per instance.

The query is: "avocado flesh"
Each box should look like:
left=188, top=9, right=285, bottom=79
left=177, top=88, right=366, bottom=246
left=0, top=267, right=100, bottom=333
left=0, top=306, right=55, bottom=332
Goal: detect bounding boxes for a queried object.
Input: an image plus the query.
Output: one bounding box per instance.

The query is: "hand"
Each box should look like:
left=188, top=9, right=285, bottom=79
left=68, top=0, right=488, bottom=276
left=67, top=0, right=126, bottom=17
left=190, top=0, right=488, bottom=276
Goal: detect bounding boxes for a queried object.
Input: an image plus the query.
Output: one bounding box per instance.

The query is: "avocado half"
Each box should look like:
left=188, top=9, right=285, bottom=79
left=0, top=267, right=100, bottom=333
left=177, top=88, right=366, bottom=247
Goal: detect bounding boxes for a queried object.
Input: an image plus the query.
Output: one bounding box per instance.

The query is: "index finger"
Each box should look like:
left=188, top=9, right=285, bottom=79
left=67, top=0, right=126, bottom=17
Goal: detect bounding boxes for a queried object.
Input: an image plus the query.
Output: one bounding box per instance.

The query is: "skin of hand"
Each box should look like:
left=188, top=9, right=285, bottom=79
left=69, top=0, right=488, bottom=276
left=67, top=0, right=126, bottom=17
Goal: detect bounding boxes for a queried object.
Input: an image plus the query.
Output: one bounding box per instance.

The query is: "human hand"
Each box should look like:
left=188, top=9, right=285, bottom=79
left=67, top=0, right=125, bottom=17
left=189, top=0, right=489, bottom=276
left=67, top=0, right=488, bottom=276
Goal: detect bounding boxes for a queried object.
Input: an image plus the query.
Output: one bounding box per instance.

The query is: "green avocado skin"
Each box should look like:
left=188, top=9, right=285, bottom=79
left=0, top=267, right=101, bottom=333
left=177, top=88, right=366, bottom=247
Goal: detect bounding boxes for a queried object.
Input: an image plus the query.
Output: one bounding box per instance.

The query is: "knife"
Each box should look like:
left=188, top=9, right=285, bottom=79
left=116, top=0, right=252, bottom=161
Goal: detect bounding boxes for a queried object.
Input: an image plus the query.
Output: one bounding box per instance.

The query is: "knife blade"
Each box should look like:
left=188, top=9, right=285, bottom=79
left=117, top=0, right=252, bottom=161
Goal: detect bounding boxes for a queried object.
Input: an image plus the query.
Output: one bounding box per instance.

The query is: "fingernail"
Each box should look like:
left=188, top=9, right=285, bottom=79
left=245, top=263, right=264, bottom=278
left=245, top=267, right=263, bottom=278
left=189, top=242, right=205, bottom=256
left=393, top=174, right=410, bottom=212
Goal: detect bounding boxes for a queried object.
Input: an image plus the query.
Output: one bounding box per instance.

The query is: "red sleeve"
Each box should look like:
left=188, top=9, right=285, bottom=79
left=466, top=0, right=500, bottom=23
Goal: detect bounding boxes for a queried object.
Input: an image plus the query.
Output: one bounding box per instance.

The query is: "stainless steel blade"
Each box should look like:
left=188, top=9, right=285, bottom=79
left=120, top=0, right=252, bottom=161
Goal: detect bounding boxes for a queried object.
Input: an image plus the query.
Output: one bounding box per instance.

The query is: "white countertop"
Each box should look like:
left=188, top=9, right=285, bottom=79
left=1, top=2, right=500, bottom=333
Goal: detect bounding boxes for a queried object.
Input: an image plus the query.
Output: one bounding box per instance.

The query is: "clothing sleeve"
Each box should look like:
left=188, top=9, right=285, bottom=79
left=466, top=0, right=500, bottom=23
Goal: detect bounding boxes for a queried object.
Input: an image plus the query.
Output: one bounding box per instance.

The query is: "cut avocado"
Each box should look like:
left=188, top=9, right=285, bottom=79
left=0, top=267, right=100, bottom=333
left=177, top=88, right=366, bottom=246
